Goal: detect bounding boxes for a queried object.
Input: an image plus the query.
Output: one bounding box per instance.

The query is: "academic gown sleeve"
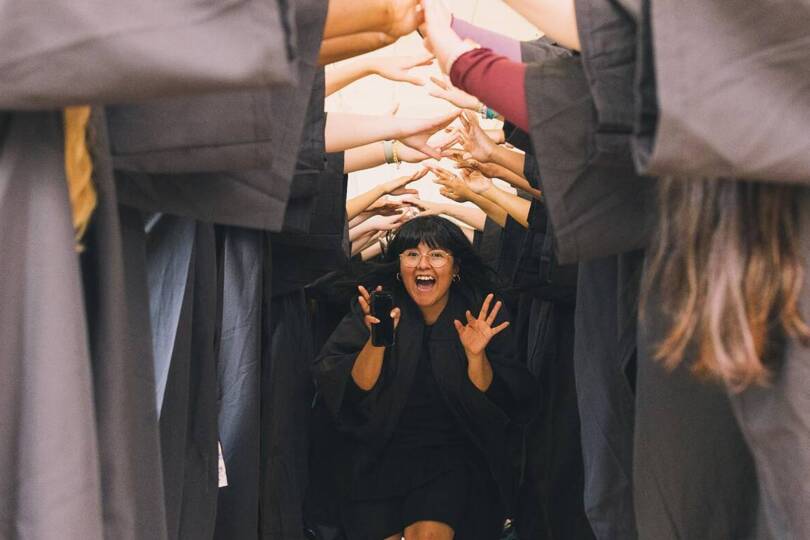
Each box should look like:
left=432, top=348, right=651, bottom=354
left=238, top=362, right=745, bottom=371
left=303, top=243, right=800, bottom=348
left=0, top=0, right=295, bottom=109
left=636, top=0, right=810, bottom=184
left=312, top=300, right=380, bottom=431
left=524, top=53, right=656, bottom=264
left=109, top=0, right=328, bottom=230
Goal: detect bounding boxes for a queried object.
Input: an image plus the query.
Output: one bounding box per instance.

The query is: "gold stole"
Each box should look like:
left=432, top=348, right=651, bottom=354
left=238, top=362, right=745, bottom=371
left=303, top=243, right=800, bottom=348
left=63, top=106, right=97, bottom=252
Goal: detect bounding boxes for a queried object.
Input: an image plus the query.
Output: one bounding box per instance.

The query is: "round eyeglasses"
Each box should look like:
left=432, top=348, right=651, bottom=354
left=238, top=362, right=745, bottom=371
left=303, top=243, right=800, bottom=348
left=399, top=249, right=452, bottom=268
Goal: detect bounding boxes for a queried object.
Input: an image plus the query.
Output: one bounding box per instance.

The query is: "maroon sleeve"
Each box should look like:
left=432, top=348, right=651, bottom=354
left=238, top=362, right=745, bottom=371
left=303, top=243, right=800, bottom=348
left=450, top=48, right=529, bottom=132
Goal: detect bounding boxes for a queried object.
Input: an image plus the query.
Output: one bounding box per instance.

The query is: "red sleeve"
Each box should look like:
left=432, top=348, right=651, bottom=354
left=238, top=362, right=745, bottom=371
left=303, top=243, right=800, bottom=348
left=450, top=48, right=529, bottom=132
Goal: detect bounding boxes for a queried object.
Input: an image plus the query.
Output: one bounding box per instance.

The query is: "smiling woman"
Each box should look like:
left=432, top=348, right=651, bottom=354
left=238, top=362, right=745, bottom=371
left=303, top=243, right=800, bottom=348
left=312, top=216, right=533, bottom=540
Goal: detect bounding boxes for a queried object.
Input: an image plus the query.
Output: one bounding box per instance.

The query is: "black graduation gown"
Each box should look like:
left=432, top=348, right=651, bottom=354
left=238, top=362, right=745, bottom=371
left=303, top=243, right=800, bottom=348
left=0, top=2, right=295, bottom=537
left=312, top=290, right=533, bottom=531
left=521, top=38, right=648, bottom=540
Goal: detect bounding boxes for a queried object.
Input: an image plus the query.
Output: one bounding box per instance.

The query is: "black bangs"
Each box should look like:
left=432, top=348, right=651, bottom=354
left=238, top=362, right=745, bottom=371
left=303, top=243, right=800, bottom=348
left=384, top=216, right=461, bottom=261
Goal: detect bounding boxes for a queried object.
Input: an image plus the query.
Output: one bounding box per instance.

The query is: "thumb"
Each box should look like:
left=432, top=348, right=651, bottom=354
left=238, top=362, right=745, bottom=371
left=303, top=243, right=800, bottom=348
left=453, top=319, right=464, bottom=335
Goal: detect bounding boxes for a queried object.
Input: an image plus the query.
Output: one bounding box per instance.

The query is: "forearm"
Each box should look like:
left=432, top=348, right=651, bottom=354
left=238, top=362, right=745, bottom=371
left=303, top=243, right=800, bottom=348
left=344, top=142, right=387, bottom=173
left=319, top=32, right=394, bottom=66
left=502, top=0, right=581, bottom=51
left=440, top=203, right=487, bottom=231
left=467, top=191, right=507, bottom=228
left=490, top=145, right=526, bottom=178
left=347, top=191, right=385, bottom=226
left=481, top=186, right=530, bottom=227
left=325, top=113, right=405, bottom=153
left=466, top=350, right=494, bottom=391
left=325, top=57, right=376, bottom=96
left=488, top=162, right=539, bottom=197
left=324, top=0, right=391, bottom=39
left=361, top=239, right=386, bottom=260
left=351, top=339, right=386, bottom=390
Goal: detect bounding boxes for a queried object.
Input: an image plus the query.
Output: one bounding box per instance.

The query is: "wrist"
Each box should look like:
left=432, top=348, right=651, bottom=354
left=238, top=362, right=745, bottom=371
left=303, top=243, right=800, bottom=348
left=465, top=349, right=486, bottom=364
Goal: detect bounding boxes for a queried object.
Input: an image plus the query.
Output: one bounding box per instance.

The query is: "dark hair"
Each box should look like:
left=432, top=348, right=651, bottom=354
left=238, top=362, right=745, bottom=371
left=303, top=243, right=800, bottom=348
left=641, top=177, right=810, bottom=391
left=360, top=216, right=501, bottom=299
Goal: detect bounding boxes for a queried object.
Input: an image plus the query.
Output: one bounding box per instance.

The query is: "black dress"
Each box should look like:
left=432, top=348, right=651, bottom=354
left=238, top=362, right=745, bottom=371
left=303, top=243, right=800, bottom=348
left=345, top=324, right=503, bottom=539
left=313, top=290, right=533, bottom=540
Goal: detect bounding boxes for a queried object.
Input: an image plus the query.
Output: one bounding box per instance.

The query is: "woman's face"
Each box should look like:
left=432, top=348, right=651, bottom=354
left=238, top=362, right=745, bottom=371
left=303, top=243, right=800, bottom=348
left=399, top=242, right=458, bottom=320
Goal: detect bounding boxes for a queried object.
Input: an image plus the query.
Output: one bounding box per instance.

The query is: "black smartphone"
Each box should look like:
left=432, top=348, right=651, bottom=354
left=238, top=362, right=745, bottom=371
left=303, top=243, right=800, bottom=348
left=370, top=291, right=396, bottom=347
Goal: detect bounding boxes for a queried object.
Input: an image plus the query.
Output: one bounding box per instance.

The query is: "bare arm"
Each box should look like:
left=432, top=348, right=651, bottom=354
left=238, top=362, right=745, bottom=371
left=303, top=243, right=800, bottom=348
left=324, top=0, right=422, bottom=40
left=481, top=185, right=531, bottom=227
left=326, top=54, right=432, bottom=96
left=351, top=285, right=401, bottom=389
left=345, top=169, right=426, bottom=220
left=325, top=111, right=459, bottom=155
left=319, top=32, right=395, bottom=65
left=502, top=0, right=580, bottom=51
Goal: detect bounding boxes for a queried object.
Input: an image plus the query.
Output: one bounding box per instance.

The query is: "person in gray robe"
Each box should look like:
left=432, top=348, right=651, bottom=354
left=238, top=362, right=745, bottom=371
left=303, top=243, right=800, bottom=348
left=632, top=1, right=810, bottom=538
left=0, top=2, right=300, bottom=538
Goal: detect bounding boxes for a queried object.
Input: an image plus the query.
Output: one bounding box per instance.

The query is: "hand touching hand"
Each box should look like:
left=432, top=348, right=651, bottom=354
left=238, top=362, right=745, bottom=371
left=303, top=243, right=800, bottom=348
left=371, top=54, right=434, bottom=86
left=401, top=195, right=442, bottom=216
left=458, top=111, right=497, bottom=162
left=358, top=285, right=401, bottom=333
left=428, top=75, right=482, bottom=111
left=381, top=168, right=429, bottom=195
left=429, top=165, right=474, bottom=203
left=386, top=0, right=425, bottom=38
left=460, top=169, right=493, bottom=194
left=453, top=293, right=509, bottom=356
left=398, top=110, right=461, bottom=158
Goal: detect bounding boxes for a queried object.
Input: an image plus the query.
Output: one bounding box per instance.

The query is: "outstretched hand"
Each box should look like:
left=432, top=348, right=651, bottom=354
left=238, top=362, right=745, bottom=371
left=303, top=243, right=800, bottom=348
left=358, top=285, right=402, bottom=334
left=372, top=54, right=434, bottom=86
left=381, top=167, right=429, bottom=195
left=428, top=75, right=482, bottom=111
left=398, top=110, right=461, bottom=159
left=453, top=293, right=509, bottom=356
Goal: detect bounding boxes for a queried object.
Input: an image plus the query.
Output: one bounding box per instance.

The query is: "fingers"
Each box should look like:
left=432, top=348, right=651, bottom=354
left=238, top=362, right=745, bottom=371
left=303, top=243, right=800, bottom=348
left=491, top=321, right=510, bottom=335
left=465, top=310, right=475, bottom=324
left=486, top=300, right=502, bottom=325
left=391, top=307, right=402, bottom=330
left=388, top=188, right=420, bottom=196
left=453, top=319, right=464, bottom=334
left=409, top=53, right=435, bottom=68
left=429, top=75, right=449, bottom=90
left=478, top=293, right=494, bottom=320
left=410, top=167, right=430, bottom=181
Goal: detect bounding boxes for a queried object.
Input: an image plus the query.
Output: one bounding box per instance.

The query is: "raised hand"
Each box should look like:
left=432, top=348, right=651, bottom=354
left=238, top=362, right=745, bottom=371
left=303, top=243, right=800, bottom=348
left=460, top=169, right=493, bottom=194
left=358, top=285, right=402, bottom=333
left=371, top=53, right=434, bottom=86
left=428, top=75, right=482, bottom=111
left=398, top=110, right=461, bottom=159
left=364, top=195, right=409, bottom=216
left=458, top=110, right=497, bottom=162
left=429, top=165, right=473, bottom=203
left=453, top=293, right=509, bottom=356
left=401, top=195, right=441, bottom=216
left=381, top=168, right=429, bottom=195
left=386, top=0, right=425, bottom=38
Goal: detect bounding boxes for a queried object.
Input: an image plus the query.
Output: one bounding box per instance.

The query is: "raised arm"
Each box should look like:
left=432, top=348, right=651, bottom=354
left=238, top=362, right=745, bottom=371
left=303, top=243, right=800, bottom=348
left=324, top=0, right=422, bottom=40
left=326, top=53, right=433, bottom=96
left=325, top=111, right=459, bottom=155
left=319, top=32, right=396, bottom=66
left=346, top=168, right=428, bottom=220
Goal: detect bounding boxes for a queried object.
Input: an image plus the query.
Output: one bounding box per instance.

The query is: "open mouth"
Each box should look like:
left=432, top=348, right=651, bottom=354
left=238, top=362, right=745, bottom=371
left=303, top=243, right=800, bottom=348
left=415, top=275, right=436, bottom=292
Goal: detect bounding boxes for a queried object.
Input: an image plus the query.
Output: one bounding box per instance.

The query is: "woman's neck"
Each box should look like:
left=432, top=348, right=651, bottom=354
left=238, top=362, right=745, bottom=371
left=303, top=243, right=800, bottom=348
left=420, top=293, right=450, bottom=325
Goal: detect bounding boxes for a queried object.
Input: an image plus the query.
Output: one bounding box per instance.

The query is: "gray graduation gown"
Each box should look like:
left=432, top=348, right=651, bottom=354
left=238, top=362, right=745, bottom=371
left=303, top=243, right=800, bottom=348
left=634, top=1, right=810, bottom=537
left=0, top=2, right=300, bottom=538
left=636, top=0, right=810, bottom=185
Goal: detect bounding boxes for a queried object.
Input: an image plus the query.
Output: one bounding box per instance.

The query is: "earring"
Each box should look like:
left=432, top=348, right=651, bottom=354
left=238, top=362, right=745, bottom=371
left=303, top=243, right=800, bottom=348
left=396, top=273, right=401, bottom=282
left=452, top=274, right=460, bottom=283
